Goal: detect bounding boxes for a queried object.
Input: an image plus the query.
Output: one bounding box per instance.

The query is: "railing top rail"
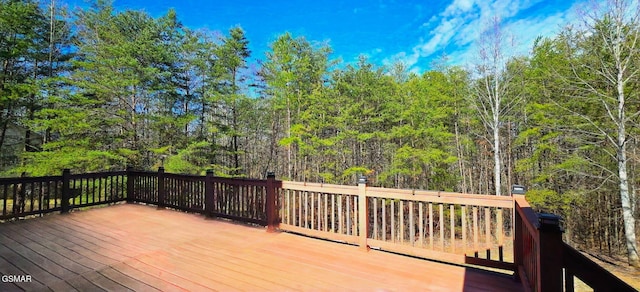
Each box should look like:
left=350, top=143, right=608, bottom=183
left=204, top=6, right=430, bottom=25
left=515, top=195, right=540, bottom=241
left=562, top=242, right=637, bottom=292
left=367, top=187, right=514, bottom=208
left=164, top=172, right=206, bottom=181
left=210, top=176, right=268, bottom=186
left=0, top=175, right=63, bottom=183
left=70, top=171, right=127, bottom=180
left=127, top=170, right=158, bottom=176
left=280, top=181, right=359, bottom=195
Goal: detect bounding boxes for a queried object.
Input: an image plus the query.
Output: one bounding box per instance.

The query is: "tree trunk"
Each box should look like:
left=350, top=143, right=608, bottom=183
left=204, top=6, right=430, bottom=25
left=618, top=72, right=640, bottom=266
left=493, top=117, right=501, bottom=196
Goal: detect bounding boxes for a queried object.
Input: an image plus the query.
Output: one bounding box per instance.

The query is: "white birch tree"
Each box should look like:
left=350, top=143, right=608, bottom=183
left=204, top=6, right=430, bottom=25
left=471, top=18, right=523, bottom=196
left=565, top=0, right=640, bottom=266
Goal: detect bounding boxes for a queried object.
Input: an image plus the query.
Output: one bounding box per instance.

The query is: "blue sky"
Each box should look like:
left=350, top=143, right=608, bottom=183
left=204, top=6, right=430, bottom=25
left=65, top=0, right=586, bottom=74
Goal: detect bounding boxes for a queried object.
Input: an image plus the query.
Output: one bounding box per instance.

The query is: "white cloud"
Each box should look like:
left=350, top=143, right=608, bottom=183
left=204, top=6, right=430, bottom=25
left=386, top=0, right=585, bottom=72
left=443, top=0, right=476, bottom=16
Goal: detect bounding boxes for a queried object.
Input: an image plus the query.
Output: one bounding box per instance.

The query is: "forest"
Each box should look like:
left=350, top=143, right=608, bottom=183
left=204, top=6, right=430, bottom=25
left=0, top=0, right=639, bottom=266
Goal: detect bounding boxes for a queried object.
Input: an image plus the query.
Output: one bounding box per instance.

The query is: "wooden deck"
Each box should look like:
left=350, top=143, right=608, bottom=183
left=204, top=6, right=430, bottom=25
left=0, top=203, right=524, bottom=291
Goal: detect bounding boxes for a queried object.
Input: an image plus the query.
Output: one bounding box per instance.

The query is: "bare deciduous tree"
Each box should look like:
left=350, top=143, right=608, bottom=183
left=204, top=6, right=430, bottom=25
left=471, top=17, right=524, bottom=196
left=565, top=0, right=640, bottom=266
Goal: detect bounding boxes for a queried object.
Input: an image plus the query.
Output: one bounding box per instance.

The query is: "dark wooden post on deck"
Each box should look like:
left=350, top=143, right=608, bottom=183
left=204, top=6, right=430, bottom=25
left=126, top=167, right=134, bottom=203
left=205, top=169, right=214, bottom=217
left=537, top=213, right=563, bottom=292
left=61, top=169, right=71, bottom=214
left=157, top=167, right=165, bottom=208
left=512, top=185, right=526, bottom=282
left=266, top=172, right=277, bottom=232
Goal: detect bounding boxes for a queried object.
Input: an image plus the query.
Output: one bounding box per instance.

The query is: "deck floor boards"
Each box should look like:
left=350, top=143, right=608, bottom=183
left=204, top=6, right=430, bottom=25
left=0, top=204, right=524, bottom=291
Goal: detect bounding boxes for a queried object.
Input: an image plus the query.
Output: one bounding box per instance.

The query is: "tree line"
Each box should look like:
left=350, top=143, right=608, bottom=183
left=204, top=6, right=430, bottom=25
left=0, top=0, right=638, bottom=266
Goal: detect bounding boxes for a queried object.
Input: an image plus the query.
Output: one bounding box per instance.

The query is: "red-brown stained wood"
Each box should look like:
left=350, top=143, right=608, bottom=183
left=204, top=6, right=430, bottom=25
left=0, top=204, right=524, bottom=291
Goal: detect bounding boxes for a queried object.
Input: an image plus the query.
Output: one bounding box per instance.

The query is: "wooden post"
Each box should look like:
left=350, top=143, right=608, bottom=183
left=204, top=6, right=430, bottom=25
left=537, top=213, right=563, bottom=292
left=205, top=169, right=214, bottom=217
left=61, top=169, right=71, bottom=214
left=126, top=166, right=134, bottom=203
left=266, top=172, right=277, bottom=232
left=511, top=185, right=526, bottom=281
left=358, top=175, right=368, bottom=251
left=513, top=195, right=524, bottom=281
left=157, top=167, right=165, bottom=208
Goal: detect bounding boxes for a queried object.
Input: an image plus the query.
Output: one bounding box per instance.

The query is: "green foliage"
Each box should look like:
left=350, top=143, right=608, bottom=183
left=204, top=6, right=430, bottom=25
left=10, top=146, right=125, bottom=176
left=163, top=141, right=211, bottom=175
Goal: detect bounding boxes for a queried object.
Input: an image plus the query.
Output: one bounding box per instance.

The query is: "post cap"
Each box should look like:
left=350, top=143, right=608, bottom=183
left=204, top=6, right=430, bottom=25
left=511, top=184, right=526, bottom=195
left=266, top=171, right=275, bottom=179
left=357, top=175, right=367, bottom=184
left=206, top=169, right=214, bottom=174
left=158, top=166, right=165, bottom=172
left=538, top=213, right=562, bottom=231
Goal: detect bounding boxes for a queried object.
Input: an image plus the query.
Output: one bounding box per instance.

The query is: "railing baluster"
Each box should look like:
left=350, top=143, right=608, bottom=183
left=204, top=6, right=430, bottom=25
left=298, top=190, right=303, bottom=227
left=317, top=192, right=321, bottom=230
left=91, top=177, right=95, bottom=204
left=485, top=207, right=491, bottom=259
left=304, top=192, right=310, bottom=228
left=78, top=177, right=83, bottom=205
left=38, top=181, right=43, bottom=213
left=429, top=203, right=433, bottom=249
left=3, top=184, right=8, bottom=216
left=391, top=199, right=395, bottom=243
left=346, top=195, right=351, bottom=235
left=338, top=194, right=343, bottom=234
left=331, top=193, right=335, bottom=232
left=419, top=202, right=424, bottom=248
left=450, top=205, right=455, bottom=253
left=373, top=198, right=378, bottom=240
left=409, top=201, right=414, bottom=246
left=462, top=205, right=467, bottom=255
left=382, top=199, right=386, bottom=241
left=439, top=203, right=444, bottom=251
left=354, top=196, right=358, bottom=237
left=473, top=206, right=479, bottom=257
left=399, top=200, right=404, bottom=244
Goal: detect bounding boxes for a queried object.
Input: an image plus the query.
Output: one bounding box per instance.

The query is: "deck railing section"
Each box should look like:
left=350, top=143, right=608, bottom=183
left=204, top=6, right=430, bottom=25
left=367, top=187, right=514, bottom=270
left=278, top=179, right=514, bottom=270
left=162, top=172, right=205, bottom=213
left=278, top=181, right=360, bottom=244
left=0, top=175, right=63, bottom=220
left=514, top=195, right=544, bottom=291
left=127, top=168, right=272, bottom=226
left=562, top=242, right=636, bottom=292
left=0, top=170, right=126, bottom=221
left=68, top=171, right=127, bottom=210
left=209, top=175, right=269, bottom=225
left=513, top=195, right=636, bottom=292
left=128, top=170, right=158, bottom=204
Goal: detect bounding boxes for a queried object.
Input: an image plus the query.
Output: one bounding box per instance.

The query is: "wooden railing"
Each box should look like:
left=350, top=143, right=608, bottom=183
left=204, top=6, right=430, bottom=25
left=562, top=242, right=636, bottom=292
left=127, top=168, right=274, bottom=226
left=278, top=181, right=360, bottom=243
left=278, top=179, right=515, bottom=270
left=0, top=170, right=126, bottom=220
left=1, top=169, right=637, bottom=291
left=514, top=195, right=637, bottom=292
